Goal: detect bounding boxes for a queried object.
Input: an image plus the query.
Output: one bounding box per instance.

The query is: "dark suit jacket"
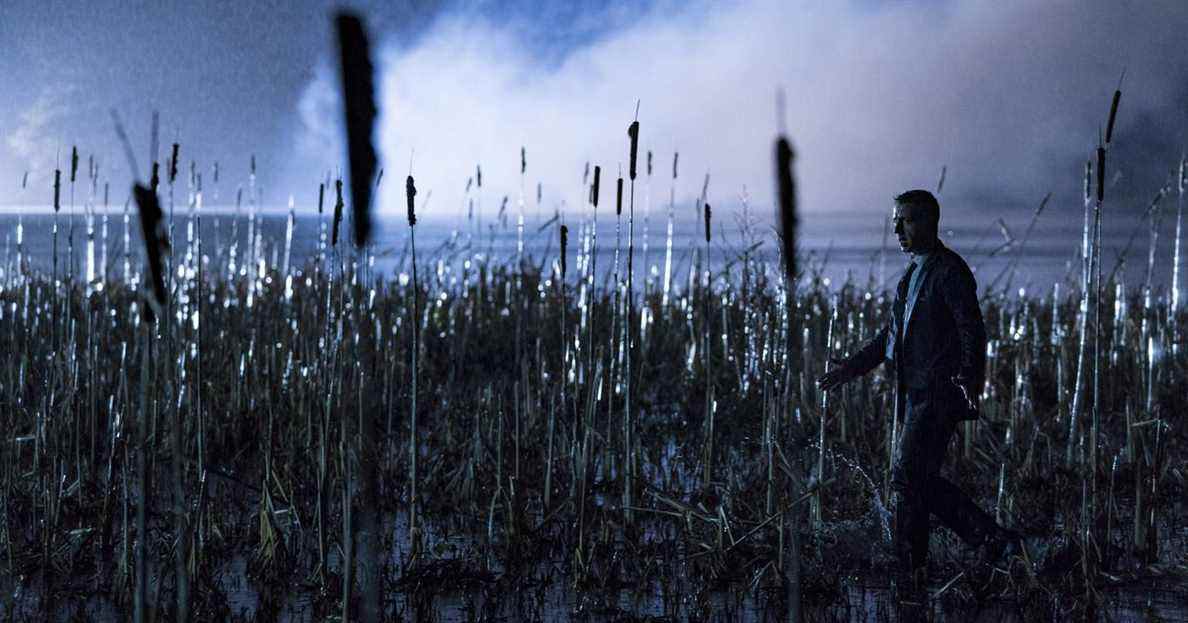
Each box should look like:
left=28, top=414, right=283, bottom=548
left=846, top=241, right=986, bottom=421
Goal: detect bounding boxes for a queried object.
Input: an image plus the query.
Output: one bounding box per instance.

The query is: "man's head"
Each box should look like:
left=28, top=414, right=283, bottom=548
left=892, top=189, right=940, bottom=254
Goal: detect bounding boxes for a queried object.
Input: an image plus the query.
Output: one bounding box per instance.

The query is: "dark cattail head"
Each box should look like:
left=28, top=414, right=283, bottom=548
left=375, top=167, right=384, bottom=188
left=775, top=137, right=797, bottom=282
left=169, top=143, right=179, bottom=184
left=190, top=160, right=197, bottom=187
left=628, top=121, right=639, bottom=181
left=406, top=175, right=417, bottom=226
left=1105, top=88, right=1122, bottom=145
left=133, top=183, right=170, bottom=323
left=213, top=161, right=220, bottom=184
left=332, top=178, right=345, bottom=247
left=583, top=161, right=589, bottom=187
left=1083, top=159, right=1092, bottom=201
left=591, top=165, right=601, bottom=207
left=647, top=150, right=653, bottom=177
left=21, top=171, right=28, bottom=189
left=560, top=224, right=569, bottom=278
left=616, top=176, right=623, bottom=216
left=704, top=203, right=712, bottom=243
left=466, top=176, right=473, bottom=193
left=521, top=146, right=526, bottom=175
left=70, top=146, right=78, bottom=183
left=87, top=155, right=94, bottom=181
left=318, top=182, right=325, bottom=214
left=476, top=164, right=482, bottom=188
left=672, top=152, right=679, bottom=180
left=104, top=182, right=109, bottom=206
left=251, top=154, right=256, bottom=176
left=151, top=162, right=160, bottom=194
left=336, top=11, right=378, bottom=248
left=537, top=182, right=542, bottom=205
left=1096, top=145, right=1105, bottom=202
left=53, top=169, right=61, bottom=212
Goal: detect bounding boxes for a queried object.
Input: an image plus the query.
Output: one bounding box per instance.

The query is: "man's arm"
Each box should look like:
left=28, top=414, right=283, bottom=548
left=818, top=323, right=888, bottom=391
left=940, top=264, right=987, bottom=392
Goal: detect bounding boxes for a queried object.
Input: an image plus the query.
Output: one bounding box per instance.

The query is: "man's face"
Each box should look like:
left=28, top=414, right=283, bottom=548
left=892, top=203, right=934, bottom=254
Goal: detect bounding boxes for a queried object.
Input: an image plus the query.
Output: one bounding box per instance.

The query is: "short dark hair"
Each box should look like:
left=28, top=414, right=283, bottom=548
left=894, top=189, right=940, bottom=230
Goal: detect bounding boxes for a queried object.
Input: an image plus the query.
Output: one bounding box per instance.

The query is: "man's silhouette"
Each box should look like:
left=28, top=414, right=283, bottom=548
left=817, top=190, right=1021, bottom=595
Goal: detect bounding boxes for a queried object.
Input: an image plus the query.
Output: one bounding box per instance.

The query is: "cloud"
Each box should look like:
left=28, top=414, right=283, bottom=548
left=5, top=86, right=74, bottom=185
left=290, top=0, right=1188, bottom=226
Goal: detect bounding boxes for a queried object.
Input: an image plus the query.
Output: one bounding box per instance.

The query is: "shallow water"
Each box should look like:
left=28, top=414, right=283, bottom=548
left=1, top=206, right=1180, bottom=295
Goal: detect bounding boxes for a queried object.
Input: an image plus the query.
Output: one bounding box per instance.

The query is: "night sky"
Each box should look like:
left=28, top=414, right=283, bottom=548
left=3, top=0, right=1188, bottom=231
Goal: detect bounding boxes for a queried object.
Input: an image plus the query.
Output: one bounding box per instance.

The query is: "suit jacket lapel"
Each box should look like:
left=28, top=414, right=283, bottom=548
left=903, top=244, right=943, bottom=340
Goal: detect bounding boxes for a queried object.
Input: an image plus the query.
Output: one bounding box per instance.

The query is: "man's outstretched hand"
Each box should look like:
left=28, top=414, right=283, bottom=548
left=816, top=358, right=855, bottom=392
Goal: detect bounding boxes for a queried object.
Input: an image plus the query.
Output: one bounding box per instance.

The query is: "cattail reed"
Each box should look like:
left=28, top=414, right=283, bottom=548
left=1172, top=156, right=1185, bottom=352
left=701, top=202, right=715, bottom=486
left=662, top=152, right=677, bottom=308
left=623, top=118, right=640, bottom=524
left=774, top=133, right=801, bottom=623
left=407, top=174, right=421, bottom=553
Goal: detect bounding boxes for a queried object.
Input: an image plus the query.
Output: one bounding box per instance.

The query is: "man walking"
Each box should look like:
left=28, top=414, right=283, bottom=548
left=816, top=190, right=1021, bottom=598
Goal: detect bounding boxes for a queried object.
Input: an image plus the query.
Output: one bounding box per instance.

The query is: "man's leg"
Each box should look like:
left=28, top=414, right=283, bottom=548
left=927, top=476, right=998, bottom=546
left=891, top=390, right=947, bottom=582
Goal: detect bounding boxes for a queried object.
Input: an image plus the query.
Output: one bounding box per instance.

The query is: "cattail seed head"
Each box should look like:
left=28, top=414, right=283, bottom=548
left=133, top=183, right=169, bottom=322
left=537, top=182, right=542, bottom=204
left=616, top=176, right=623, bottom=216
left=53, top=169, right=61, bottom=212
left=775, top=137, right=797, bottom=283
left=251, top=154, right=257, bottom=176
left=560, top=224, right=569, bottom=278
left=1105, top=89, right=1121, bottom=145
left=70, top=146, right=78, bottom=183
left=591, top=165, right=601, bottom=207
left=169, top=143, right=179, bottom=183
left=521, top=147, right=526, bottom=175
left=466, top=177, right=473, bottom=193
left=318, top=182, right=325, bottom=214
left=406, top=175, right=417, bottom=226
left=21, top=171, right=28, bottom=189
left=647, top=150, right=653, bottom=177
left=1096, top=146, right=1106, bottom=202
left=704, top=203, right=712, bottom=243
left=213, top=161, right=220, bottom=184
left=672, top=152, right=679, bottom=180
left=476, top=164, right=482, bottom=188
left=628, top=121, right=639, bottom=181
left=336, top=11, right=377, bottom=248
left=332, top=178, right=344, bottom=247
left=151, top=162, right=160, bottom=194
left=583, top=161, right=589, bottom=187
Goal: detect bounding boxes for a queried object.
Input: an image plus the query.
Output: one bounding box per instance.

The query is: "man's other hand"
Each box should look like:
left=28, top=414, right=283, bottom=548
left=816, top=358, right=855, bottom=392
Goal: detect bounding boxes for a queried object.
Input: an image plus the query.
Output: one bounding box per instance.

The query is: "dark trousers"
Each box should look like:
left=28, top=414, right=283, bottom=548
left=891, top=387, right=998, bottom=576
